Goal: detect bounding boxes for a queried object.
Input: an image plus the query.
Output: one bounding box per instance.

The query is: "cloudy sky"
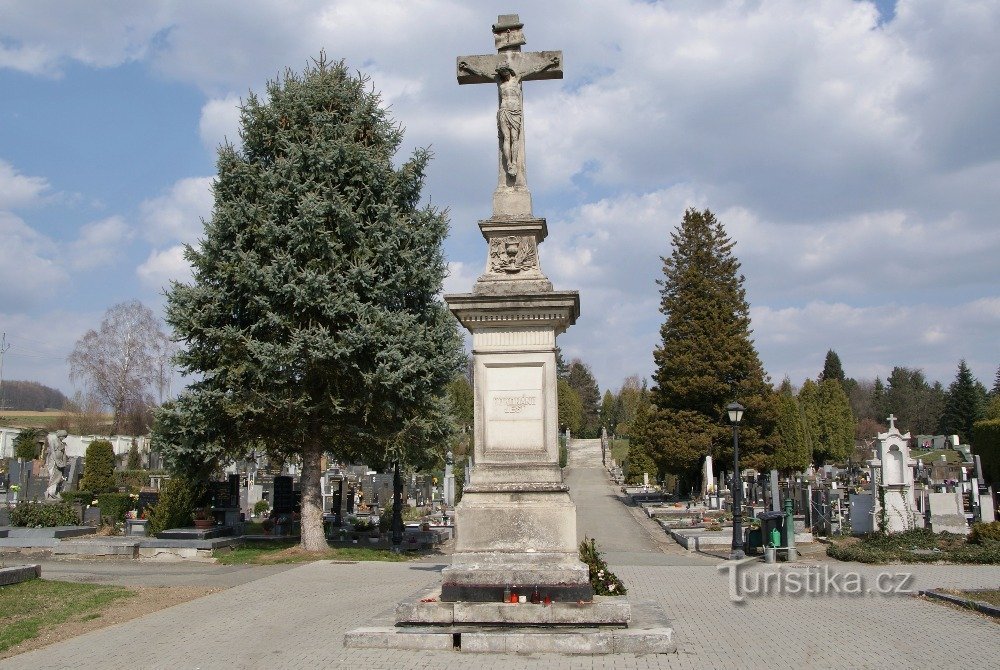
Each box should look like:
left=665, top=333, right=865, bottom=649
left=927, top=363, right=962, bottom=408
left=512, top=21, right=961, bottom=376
left=1, top=0, right=998, bottom=401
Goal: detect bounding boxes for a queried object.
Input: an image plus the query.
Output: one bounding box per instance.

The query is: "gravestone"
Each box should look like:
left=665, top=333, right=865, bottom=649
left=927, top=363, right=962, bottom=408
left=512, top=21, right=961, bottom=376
left=928, top=492, right=969, bottom=535
left=849, top=493, right=875, bottom=534
left=868, top=415, right=920, bottom=532
left=272, top=475, right=295, bottom=514
left=137, top=491, right=159, bottom=517
left=701, top=455, right=714, bottom=498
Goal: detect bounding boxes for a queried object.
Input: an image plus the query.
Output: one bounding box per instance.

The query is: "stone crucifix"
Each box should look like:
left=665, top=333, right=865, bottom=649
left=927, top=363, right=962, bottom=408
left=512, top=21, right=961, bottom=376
left=457, top=14, right=562, bottom=217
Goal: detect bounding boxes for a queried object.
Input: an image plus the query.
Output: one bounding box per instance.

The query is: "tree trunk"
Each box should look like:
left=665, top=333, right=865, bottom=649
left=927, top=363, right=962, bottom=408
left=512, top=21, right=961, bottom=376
left=300, top=439, right=327, bottom=551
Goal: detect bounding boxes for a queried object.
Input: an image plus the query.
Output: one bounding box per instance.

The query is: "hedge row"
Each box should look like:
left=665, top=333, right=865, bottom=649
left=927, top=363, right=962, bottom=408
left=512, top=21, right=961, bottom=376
left=972, top=419, right=1000, bottom=487
left=9, top=502, right=79, bottom=527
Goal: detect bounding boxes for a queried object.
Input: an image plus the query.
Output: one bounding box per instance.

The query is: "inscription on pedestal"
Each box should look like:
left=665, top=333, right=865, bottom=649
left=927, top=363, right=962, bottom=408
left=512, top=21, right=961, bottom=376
left=485, top=365, right=543, bottom=453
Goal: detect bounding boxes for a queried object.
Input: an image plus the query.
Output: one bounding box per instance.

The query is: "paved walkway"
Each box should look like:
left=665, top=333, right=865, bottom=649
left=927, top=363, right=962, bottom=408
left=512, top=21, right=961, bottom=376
left=3, top=466, right=998, bottom=668
left=564, top=462, right=716, bottom=566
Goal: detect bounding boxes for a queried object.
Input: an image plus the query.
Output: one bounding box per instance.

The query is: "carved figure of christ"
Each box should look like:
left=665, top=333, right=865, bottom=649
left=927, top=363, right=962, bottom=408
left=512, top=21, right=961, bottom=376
left=457, top=51, right=562, bottom=189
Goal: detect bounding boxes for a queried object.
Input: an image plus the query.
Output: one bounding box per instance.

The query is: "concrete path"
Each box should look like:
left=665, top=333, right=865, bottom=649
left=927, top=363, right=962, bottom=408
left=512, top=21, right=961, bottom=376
left=564, top=460, right=716, bottom=566
left=21, top=558, right=298, bottom=589
left=4, top=559, right=998, bottom=669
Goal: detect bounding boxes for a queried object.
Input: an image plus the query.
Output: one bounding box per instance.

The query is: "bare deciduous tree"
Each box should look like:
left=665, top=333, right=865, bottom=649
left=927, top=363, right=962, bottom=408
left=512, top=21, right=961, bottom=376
left=68, top=300, right=172, bottom=435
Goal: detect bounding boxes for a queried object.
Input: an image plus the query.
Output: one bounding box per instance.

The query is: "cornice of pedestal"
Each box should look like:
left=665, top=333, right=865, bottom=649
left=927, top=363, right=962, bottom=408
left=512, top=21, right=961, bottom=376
left=444, top=290, right=580, bottom=333
left=478, top=216, right=548, bottom=242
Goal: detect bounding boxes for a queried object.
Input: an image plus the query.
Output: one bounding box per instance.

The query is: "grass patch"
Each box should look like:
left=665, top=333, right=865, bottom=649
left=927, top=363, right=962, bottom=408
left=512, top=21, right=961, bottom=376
left=955, top=589, right=1000, bottom=607
left=0, top=579, right=134, bottom=653
left=213, top=541, right=413, bottom=565
left=827, top=529, right=1000, bottom=564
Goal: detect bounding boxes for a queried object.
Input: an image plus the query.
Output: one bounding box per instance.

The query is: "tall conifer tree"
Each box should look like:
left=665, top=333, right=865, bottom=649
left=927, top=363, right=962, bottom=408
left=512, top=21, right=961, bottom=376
left=819, top=349, right=845, bottom=384
left=650, top=208, right=778, bottom=484
left=155, top=57, right=463, bottom=550
left=937, top=360, right=987, bottom=443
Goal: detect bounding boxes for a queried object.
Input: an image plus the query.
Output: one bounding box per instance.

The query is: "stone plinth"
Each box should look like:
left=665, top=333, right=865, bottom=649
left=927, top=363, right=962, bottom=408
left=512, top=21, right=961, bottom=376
left=443, top=288, right=590, bottom=602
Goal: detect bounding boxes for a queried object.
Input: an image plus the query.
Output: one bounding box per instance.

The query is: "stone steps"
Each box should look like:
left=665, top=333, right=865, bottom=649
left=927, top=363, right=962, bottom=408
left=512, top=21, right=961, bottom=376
left=566, top=438, right=604, bottom=468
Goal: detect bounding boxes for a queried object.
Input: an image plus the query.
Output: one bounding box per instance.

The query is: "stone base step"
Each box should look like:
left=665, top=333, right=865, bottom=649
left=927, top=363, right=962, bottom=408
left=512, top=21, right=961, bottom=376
left=346, top=598, right=674, bottom=655
left=344, top=625, right=674, bottom=654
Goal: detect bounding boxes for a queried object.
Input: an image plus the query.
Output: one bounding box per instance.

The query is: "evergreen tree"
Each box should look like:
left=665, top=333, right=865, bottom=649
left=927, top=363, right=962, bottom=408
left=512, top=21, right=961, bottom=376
left=599, top=390, right=617, bottom=434
left=937, top=360, right=987, bottom=443
left=884, top=367, right=945, bottom=435
left=872, top=376, right=887, bottom=422
left=554, top=347, right=569, bottom=380
left=819, top=349, right=845, bottom=384
left=566, top=359, right=601, bottom=438
left=447, top=375, right=474, bottom=432
left=154, top=56, right=463, bottom=550
left=991, top=365, right=1000, bottom=398
left=798, top=379, right=854, bottom=464
left=772, top=387, right=811, bottom=473
left=80, top=440, right=117, bottom=494
left=650, top=208, right=777, bottom=484
left=557, top=379, right=583, bottom=435
left=126, top=441, right=141, bottom=470
left=612, top=375, right=647, bottom=437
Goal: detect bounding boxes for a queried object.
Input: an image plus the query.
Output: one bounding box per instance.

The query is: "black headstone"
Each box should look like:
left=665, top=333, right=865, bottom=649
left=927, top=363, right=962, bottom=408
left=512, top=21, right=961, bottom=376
left=137, top=491, right=159, bottom=516
left=273, top=475, right=295, bottom=514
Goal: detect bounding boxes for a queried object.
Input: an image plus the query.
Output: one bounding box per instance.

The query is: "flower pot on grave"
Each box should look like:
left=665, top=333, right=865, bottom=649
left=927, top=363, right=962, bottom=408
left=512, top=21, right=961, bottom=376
left=194, top=519, right=214, bottom=530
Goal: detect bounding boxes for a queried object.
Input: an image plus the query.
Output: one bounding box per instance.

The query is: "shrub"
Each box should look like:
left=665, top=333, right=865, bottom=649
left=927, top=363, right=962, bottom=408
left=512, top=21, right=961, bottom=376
left=559, top=441, right=568, bottom=468
left=378, top=503, right=396, bottom=533
left=353, top=518, right=375, bottom=532
left=9, top=501, right=79, bottom=527
left=970, top=521, right=1000, bottom=545
left=579, top=537, right=627, bottom=596
left=253, top=500, right=270, bottom=517
left=60, top=491, right=95, bottom=506
left=97, top=493, right=131, bottom=522
left=116, top=469, right=151, bottom=494
left=127, top=441, right=141, bottom=469
left=13, top=428, right=42, bottom=461
left=147, top=476, right=198, bottom=536
left=80, top=440, right=117, bottom=494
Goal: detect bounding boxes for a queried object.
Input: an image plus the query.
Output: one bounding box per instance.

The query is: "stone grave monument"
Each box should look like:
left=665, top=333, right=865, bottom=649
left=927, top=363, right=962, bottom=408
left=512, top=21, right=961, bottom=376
left=868, top=415, right=921, bottom=532
left=346, top=14, right=672, bottom=654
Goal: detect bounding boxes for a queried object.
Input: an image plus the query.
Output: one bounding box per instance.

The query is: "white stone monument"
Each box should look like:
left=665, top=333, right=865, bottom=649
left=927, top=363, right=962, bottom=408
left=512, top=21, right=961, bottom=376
left=441, top=13, right=591, bottom=603
left=868, top=415, right=920, bottom=532
left=346, top=15, right=673, bottom=653
left=701, top=455, right=715, bottom=498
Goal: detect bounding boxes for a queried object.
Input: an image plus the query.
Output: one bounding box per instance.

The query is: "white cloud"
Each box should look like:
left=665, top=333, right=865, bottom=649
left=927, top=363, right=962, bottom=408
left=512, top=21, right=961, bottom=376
left=752, top=298, right=1000, bottom=388
left=442, top=261, right=479, bottom=296
left=0, top=2, right=169, bottom=76
left=0, top=159, right=51, bottom=208
left=138, top=176, right=214, bottom=245
left=0, top=212, right=67, bottom=308
left=68, top=216, right=133, bottom=270
left=199, top=95, right=243, bottom=151
left=4, top=0, right=1000, bottom=394
left=136, top=245, right=191, bottom=292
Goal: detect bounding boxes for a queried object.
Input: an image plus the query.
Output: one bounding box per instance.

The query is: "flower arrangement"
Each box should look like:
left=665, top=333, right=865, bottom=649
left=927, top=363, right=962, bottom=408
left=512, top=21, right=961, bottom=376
left=579, top=537, right=627, bottom=596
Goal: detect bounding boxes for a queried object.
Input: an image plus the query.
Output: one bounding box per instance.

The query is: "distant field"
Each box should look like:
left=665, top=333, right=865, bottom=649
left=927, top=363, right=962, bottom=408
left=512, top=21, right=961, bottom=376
left=0, top=411, right=73, bottom=429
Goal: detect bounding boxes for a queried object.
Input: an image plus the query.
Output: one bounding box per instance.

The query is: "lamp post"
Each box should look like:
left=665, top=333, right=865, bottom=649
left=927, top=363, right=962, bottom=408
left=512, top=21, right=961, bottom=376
left=726, top=402, right=745, bottom=560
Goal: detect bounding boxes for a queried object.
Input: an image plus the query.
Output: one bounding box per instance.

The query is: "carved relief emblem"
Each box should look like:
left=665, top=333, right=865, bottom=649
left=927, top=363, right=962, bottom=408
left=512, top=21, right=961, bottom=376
left=489, top=235, right=537, bottom=274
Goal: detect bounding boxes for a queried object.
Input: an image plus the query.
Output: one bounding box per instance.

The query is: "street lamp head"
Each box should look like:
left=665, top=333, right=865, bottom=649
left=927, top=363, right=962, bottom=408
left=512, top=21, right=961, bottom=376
left=726, top=402, right=745, bottom=425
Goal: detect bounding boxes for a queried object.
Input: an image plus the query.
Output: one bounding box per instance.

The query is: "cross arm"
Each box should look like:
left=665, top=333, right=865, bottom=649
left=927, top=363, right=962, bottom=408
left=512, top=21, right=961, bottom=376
left=456, top=50, right=564, bottom=85
left=457, top=54, right=502, bottom=84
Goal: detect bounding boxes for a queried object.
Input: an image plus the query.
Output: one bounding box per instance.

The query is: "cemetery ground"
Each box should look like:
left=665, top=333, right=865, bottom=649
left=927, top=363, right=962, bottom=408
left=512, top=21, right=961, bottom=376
left=0, top=463, right=997, bottom=668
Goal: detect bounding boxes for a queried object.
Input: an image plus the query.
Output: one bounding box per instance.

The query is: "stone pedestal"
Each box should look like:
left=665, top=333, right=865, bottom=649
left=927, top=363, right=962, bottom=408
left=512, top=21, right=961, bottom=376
left=443, top=278, right=590, bottom=601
